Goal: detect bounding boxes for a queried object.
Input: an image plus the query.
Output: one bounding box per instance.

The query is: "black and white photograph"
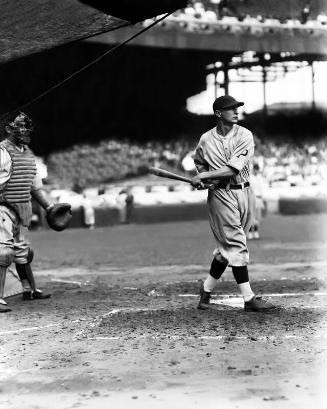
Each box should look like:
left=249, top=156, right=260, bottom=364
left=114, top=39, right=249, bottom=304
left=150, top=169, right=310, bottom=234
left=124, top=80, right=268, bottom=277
left=1, top=1, right=327, bottom=408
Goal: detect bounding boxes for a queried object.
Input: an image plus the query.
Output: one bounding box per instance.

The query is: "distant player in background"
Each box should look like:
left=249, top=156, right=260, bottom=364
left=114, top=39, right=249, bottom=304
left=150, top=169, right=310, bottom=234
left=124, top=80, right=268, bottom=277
left=192, top=95, right=276, bottom=312
left=116, top=188, right=134, bottom=224
left=248, top=163, right=268, bottom=240
left=82, top=193, right=95, bottom=229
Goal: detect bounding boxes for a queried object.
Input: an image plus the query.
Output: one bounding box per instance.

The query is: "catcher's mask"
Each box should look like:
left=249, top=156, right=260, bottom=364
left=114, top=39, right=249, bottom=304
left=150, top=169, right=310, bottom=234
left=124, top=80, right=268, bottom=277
left=6, top=112, right=34, bottom=145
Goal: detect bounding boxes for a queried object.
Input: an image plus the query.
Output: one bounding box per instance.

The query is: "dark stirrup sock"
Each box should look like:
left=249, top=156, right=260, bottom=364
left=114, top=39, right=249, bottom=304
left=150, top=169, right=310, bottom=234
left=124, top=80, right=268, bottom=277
left=210, top=258, right=228, bottom=279
left=232, top=266, right=249, bottom=284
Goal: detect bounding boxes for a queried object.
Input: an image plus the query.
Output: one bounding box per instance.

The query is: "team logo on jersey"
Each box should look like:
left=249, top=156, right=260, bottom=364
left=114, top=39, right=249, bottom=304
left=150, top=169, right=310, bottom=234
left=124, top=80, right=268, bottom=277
left=236, top=149, right=248, bottom=158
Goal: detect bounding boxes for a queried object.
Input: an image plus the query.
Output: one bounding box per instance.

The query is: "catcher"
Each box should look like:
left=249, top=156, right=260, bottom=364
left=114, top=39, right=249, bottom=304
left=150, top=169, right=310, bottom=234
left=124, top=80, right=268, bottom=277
left=0, top=111, right=72, bottom=312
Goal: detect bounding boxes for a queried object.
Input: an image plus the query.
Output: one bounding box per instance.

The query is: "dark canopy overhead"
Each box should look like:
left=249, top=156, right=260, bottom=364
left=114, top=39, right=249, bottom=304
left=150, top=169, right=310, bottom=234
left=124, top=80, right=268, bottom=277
left=0, top=0, right=187, bottom=64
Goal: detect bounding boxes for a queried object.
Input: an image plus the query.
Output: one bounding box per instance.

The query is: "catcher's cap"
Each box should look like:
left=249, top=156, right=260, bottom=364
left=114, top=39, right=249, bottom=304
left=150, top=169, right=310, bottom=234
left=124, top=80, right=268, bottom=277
left=213, top=95, right=244, bottom=112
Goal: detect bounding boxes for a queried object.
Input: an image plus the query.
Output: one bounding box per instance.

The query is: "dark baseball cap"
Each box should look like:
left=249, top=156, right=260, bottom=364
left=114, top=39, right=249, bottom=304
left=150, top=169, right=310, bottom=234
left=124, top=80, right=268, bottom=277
left=213, top=95, right=244, bottom=112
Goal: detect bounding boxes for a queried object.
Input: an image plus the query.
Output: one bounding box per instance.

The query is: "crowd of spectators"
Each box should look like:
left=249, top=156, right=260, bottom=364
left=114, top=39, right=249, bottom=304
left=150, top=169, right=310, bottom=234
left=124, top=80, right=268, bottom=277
left=142, top=0, right=327, bottom=35
left=254, top=139, right=327, bottom=187
left=46, top=139, right=190, bottom=190
left=45, top=136, right=327, bottom=190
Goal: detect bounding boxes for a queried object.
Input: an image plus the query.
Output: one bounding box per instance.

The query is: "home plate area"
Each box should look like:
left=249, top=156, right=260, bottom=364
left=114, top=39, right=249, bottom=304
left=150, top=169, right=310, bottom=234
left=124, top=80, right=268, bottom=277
left=87, top=279, right=327, bottom=342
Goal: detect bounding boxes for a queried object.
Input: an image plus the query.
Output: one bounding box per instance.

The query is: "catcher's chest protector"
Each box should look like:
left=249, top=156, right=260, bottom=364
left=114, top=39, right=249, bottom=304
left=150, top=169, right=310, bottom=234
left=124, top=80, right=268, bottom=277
left=0, top=140, right=36, bottom=226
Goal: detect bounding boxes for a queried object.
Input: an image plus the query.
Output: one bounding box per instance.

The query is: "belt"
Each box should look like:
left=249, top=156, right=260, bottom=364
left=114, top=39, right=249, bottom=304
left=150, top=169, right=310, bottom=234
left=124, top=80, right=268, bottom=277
left=214, top=181, right=250, bottom=190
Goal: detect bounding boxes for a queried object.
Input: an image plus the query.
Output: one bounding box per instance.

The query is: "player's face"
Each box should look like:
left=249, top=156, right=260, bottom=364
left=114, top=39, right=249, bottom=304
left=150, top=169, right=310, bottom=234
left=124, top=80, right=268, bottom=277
left=220, top=106, right=239, bottom=124
left=6, top=113, right=33, bottom=145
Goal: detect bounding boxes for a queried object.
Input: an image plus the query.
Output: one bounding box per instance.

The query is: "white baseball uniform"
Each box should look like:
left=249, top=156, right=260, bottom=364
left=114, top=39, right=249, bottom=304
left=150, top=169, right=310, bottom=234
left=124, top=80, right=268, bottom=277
left=249, top=171, right=268, bottom=225
left=194, top=124, right=255, bottom=266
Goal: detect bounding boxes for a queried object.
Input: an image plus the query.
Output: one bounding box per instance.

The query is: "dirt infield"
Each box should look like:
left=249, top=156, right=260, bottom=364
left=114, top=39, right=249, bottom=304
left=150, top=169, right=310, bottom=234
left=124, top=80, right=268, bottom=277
left=1, top=214, right=327, bottom=408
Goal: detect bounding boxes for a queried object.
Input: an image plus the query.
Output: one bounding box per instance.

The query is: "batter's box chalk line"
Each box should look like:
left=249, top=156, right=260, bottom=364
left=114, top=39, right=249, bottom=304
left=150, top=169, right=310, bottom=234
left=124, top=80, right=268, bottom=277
left=179, top=292, right=327, bottom=298
left=179, top=293, right=327, bottom=309
left=0, top=319, right=83, bottom=336
left=72, top=307, right=161, bottom=340
left=50, top=278, right=83, bottom=287
left=72, top=306, right=327, bottom=342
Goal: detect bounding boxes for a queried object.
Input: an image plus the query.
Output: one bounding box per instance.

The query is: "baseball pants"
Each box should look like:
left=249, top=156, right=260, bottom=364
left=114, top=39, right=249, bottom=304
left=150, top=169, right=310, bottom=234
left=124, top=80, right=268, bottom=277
left=0, top=205, right=30, bottom=264
left=207, top=187, right=254, bottom=267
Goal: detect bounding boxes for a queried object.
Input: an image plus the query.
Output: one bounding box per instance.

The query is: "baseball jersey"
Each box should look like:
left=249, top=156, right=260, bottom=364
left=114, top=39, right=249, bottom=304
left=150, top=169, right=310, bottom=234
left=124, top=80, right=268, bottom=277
left=0, top=144, right=43, bottom=190
left=194, top=124, right=254, bottom=184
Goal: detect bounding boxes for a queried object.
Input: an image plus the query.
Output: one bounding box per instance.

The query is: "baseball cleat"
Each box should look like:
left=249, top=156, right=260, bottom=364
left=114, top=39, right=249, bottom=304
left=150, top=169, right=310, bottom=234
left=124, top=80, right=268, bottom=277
left=197, top=285, right=211, bottom=310
left=244, top=295, right=276, bottom=312
left=22, top=289, right=51, bottom=301
left=22, top=290, right=33, bottom=300
left=0, top=303, right=11, bottom=313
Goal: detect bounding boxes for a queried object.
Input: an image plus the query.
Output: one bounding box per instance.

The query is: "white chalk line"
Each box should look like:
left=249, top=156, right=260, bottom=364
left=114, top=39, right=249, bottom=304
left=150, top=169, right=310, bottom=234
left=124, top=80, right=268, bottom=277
left=178, top=292, right=327, bottom=298
left=50, top=278, right=82, bottom=287
left=0, top=319, right=82, bottom=336
left=72, top=308, right=158, bottom=340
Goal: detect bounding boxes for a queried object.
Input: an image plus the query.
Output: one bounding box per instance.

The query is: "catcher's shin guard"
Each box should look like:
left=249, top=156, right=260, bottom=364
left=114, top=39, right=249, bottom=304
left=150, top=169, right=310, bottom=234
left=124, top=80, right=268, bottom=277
left=15, top=263, right=36, bottom=291
left=16, top=263, right=51, bottom=300
left=0, top=267, right=6, bottom=298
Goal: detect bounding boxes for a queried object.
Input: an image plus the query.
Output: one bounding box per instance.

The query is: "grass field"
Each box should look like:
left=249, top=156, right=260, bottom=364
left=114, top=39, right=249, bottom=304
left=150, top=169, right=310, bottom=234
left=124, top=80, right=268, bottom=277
left=31, top=213, right=327, bottom=270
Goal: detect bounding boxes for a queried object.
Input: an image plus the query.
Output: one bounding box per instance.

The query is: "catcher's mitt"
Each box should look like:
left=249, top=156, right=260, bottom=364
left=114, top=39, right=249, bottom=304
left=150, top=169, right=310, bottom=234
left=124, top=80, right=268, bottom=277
left=46, top=203, right=72, bottom=231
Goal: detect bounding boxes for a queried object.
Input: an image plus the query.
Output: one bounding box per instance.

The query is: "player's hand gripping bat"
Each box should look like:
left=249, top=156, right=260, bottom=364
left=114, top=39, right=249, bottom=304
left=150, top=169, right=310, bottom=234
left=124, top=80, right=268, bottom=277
left=148, top=167, right=214, bottom=189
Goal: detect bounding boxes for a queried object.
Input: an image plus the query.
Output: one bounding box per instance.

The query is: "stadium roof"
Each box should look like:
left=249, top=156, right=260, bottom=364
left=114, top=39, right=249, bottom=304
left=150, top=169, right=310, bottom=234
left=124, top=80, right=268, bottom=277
left=0, top=0, right=187, bottom=64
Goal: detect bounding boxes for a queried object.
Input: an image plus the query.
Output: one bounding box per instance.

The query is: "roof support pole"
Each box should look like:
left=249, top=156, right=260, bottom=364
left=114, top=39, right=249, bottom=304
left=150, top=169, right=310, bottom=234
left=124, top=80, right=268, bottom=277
left=310, top=61, right=316, bottom=111
left=262, top=65, right=267, bottom=117
left=223, top=60, right=230, bottom=95
left=214, top=68, right=220, bottom=98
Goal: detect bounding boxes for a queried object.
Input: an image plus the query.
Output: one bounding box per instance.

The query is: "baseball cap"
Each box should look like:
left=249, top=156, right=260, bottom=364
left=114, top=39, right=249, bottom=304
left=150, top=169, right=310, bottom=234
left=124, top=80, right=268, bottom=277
left=213, top=95, right=244, bottom=112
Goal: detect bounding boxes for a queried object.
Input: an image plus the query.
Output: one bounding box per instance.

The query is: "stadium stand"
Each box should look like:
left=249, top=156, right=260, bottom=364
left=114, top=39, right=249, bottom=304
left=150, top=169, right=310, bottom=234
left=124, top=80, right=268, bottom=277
left=143, top=0, right=327, bottom=33
left=46, top=139, right=190, bottom=189
left=46, top=137, right=327, bottom=190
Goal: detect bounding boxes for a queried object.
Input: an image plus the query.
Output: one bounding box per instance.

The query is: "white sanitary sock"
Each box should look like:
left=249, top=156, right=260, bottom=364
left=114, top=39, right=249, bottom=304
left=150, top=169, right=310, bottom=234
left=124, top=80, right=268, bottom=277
left=203, top=275, right=218, bottom=293
left=238, top=282, right=255, bottom=302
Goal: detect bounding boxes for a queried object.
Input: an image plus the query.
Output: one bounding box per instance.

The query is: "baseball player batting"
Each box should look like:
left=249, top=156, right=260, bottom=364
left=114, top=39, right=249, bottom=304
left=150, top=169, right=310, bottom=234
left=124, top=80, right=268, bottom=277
left=192, top=95, right=276, bottom=312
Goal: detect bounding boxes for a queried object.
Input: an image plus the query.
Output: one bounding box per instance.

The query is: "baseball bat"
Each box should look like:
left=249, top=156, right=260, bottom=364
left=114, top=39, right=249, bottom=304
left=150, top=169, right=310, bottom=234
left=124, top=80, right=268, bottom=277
left=148, top=167, right=216, bottom=190
left=149, top=167, right=192, bottom=183
left=148, top=167, right=193, bottom=184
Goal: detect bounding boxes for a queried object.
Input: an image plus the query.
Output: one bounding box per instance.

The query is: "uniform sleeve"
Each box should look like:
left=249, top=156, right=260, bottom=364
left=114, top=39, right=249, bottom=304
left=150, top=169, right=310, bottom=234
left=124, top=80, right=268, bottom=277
left=31, top=170, right=44, bottom=191
left=0, top=146, right=12, bottom=183
left=227, top=130, right=254, bottom=172
left=0, top=146, right=11, bottom=169
left=193, top=137, right=209, bottom=173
